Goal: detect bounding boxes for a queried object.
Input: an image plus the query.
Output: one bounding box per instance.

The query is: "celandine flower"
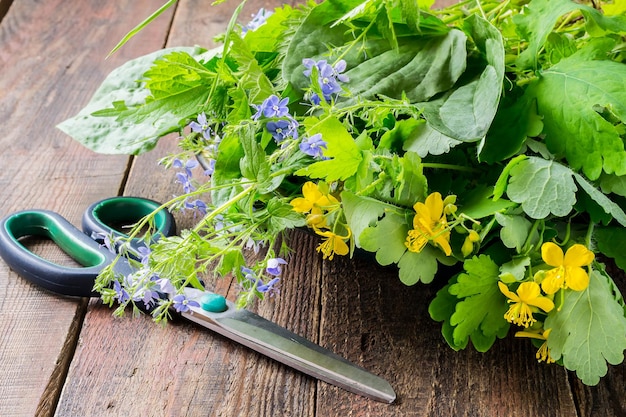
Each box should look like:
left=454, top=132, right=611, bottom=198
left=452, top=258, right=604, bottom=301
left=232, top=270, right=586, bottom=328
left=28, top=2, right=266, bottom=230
left=498, top=281, right=555, bottom=328
left=315, top=228, right=351, bottom=260
left=540, top=242, right=594, bottom=294
left=299, top=133, right=326, bottom=158
left=290, top=181, right=338, bottom=227
left=515, top=328, right=555, bottom=363
left=405, top=192, right=452, bottom=256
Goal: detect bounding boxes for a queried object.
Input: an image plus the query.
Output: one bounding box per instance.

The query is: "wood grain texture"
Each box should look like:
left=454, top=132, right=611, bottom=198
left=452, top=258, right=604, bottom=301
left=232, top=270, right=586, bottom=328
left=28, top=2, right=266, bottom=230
left=0, top=0, right=174, bottom=415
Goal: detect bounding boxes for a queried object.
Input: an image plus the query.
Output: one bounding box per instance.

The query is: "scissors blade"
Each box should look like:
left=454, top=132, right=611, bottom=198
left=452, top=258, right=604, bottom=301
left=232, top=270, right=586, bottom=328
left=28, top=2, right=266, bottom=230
left=181, top=288, right=396, bottom=403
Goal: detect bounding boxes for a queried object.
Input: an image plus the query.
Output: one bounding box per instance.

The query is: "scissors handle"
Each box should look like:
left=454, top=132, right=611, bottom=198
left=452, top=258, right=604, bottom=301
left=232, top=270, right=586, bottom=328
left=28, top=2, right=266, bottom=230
left=0, top=197, right=175, bottom=297
left=0, top=210, right=114, bottom=296
left=82, top=196, right=176, bottom=255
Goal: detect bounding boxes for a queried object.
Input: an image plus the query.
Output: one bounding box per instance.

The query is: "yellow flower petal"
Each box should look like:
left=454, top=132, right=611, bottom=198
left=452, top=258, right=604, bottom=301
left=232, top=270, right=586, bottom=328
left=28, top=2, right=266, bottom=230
left=565, top=266, right=590, bottom=291
left=424, top=192, right=444, bottom=219
left=291, top=197, right=312, bottom=213
left=540, top=267, right=565, bottom=295
left=541, top=242, right=564, bottom=267
left=563, top=244, right=594, bottom=268
left=302, top=181, right=323, bottom=201
left=498, top=281, right=519, bottom=301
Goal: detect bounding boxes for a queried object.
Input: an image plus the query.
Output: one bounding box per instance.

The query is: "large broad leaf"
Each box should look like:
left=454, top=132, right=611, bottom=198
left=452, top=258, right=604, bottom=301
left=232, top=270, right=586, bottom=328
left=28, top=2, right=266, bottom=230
left=57, top=47, right=213, bottom=155
left=546, top=269, right=626, bottom=385
left=421, top=14, right=504, bottom=142
left=526, top=52, right=626, bottom=180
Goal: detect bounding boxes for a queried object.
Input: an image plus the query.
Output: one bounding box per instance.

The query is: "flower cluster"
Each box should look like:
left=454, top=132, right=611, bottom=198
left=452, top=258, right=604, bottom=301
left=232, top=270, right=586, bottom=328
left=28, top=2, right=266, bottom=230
left=66, top=0, right=626, bottom=386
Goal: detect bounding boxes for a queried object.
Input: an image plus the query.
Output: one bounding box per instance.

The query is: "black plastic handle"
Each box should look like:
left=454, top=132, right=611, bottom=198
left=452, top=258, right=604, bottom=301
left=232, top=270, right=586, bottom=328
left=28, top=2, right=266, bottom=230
left=82, top=196, right=176, bottom=256
left=0, top=210, right=115, bottom=297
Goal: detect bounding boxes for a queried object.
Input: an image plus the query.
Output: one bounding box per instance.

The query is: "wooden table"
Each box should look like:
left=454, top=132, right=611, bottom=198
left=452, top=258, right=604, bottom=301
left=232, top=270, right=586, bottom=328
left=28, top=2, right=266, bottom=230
left=1, top=0, right=625, bottom=416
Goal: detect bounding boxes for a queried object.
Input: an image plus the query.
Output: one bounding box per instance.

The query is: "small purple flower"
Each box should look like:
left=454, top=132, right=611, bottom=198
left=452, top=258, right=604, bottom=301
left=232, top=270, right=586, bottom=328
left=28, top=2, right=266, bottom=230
left=155, top=278, right=175, bottom=296
left=253, top=95, right=290, bottom=120
left=266, top=119, right=298, bottom=143
left=242, top=8, right=273, bottom=33
left=241, top=266, right=257, bottom=282
left=299, top=133, right=326, bottom=158
left=189, top=112, right=212, bottom=140
left=303, top=59, right=349, bottom=103
left=91, top=231, right=116, bottom=253
left=172, top=294, right=200, bottom=313
left=184, top=198, right=208, bottom=216
left=202, top=158, right=216, bottom=176
left=113, top=280, right=130, bottom=304
left=257, top=277, right=280, bottom=293
left=136, top=245, right=151, bottom=266
left=173, top=158, right=199, bottom=193
left=266, top=258, right=287, bottom=276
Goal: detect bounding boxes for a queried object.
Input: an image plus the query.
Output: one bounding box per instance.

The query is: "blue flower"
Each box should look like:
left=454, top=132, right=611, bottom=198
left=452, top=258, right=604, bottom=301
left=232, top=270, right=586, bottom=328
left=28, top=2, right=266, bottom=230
left=113, top=280, right=130, bottom=304
left=253, top=95, right=290, bottom=120
left=299, top=133, right=327, bottom=158
left=266, top=257, right=287, bottom=276
left=90, top=231, right=116, bottom=253
left=136, top=245, right=150, bottom=266
left=303, top=59, right=349, bottom=102
left=257, top=277, right=280, bottom=293
left=184, top=198, right=208, bottom=216
left=266, top=119, right=298, bottom=143
left=172, top=294, right=200, bottom=313
left=242, top=8, right=273, bottom=33
left=173, top=158, right=199, bottom=193
left=189, top=112, right=212, bottom=140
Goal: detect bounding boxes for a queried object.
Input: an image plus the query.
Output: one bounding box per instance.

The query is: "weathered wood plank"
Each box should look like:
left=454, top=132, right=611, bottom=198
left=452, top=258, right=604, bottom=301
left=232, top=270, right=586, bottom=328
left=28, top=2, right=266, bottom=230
left=0, top=0, right=175, bottom=415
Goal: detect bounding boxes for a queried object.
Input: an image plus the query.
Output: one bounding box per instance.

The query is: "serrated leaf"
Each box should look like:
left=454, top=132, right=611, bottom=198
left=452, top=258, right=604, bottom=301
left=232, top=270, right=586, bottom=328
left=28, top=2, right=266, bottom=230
left=294, top=116, right=363, bottom=181
left=527, top=54, right=626, bottom=180
left=546, top=269, right=626, bottom=385
left=506, top=157, right=577, bottom=219
left=266, top=198, right=306, bottom=233
left=359, top=212, right=408, bottom=265
left=57, top=47, right=210, bottom=155
left=402, top=119, right=463, bottom=157
left=397, top=246, right=438, bottom=285
left=448, top=255, right=510, bottom=351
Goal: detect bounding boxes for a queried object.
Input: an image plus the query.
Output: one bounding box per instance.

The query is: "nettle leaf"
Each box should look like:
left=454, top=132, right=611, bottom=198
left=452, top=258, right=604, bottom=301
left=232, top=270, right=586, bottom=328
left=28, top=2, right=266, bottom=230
left=341, top=190, right=388, bottom=247
left=229, top=33, right=275, bottom=104
left=359, top=211, right=409, bottom=266
left=546, top=269, right=626, bottom=385
left=58, top=47, right=207, bottom=154
left=506, top=157, right=577, bottom=219
left=448, top=255, right=510, bottom=352
left=295, top=116, right=363, bottom=181
left=527, top=54, right=626, bottom=180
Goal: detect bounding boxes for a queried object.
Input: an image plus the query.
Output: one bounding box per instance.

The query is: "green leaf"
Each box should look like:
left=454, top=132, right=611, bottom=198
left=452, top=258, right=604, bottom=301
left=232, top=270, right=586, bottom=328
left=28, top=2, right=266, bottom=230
left=402, top=119, right=463, bottom=157
left=341, top=190, right=389, bottom=247
left=394, top=152, right=428, bottom=207
left=229, top=33, right=275, bottom=104
left=499, top=256, right=531, bottom=282
left=573, top=173, right=626, bottom=227
left=513, top=0, right=581, bottom=69
left=494, top=213, right=534, bottom=252
left=460, top=186, right=517, bottom=219
left=397, top=246, right=438, bottom=285
left=546, top=269, right=626, bottom=385
left=448, top=255, right=510, bottom=352
left=294, top=116, right=363, bottom=181
left=239, top=125, right=270, bottom=185
left=429, top=278, right=469, bottom=350
left=57, top=47, right=210, bottom=155
left=594, top=227, right=626, bottom=272
left=359, top=212, right=408, bottom=265
left=421, top=14, right=504, bottom=141
left=506, top=157, right=577, bottom=219
left=266, top=198, right=306, bottom=233
left=527, top=54, right=626, bottom=180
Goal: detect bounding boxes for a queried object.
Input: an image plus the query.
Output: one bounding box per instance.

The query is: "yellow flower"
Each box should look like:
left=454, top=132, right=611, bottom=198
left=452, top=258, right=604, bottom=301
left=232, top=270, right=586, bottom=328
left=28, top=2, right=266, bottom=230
left=540, top=242, right=594, bottom=294
left=290, top=182, right=337, bottom=213
left=405, top=192, right=452, bottom=256
left=515, top=328, right=555, bottom=363
left=315, top=228, right=351, bottom=260
left=498, top=281, right=555, bottom=328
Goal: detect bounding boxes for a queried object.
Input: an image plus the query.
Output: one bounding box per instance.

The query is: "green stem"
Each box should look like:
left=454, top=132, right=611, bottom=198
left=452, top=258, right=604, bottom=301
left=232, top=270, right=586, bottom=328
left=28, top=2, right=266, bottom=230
left=193, top=184, right=256, bottom=233
left=422, top=162, right=480, bottom=173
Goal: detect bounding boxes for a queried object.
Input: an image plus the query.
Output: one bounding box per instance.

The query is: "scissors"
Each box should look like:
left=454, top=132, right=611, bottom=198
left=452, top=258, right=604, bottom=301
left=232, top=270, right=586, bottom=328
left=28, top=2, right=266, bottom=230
left=0, top=196, right=396, bottom=403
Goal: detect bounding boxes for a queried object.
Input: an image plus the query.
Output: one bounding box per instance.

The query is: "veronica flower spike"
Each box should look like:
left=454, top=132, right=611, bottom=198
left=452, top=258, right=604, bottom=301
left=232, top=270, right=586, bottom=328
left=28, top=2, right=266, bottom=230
left=189, top=112, right=212, bottom=140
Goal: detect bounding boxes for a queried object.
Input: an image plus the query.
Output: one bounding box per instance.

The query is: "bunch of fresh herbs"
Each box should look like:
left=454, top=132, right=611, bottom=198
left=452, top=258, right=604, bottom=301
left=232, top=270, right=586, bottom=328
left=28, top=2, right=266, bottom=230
left=58, top=0, right=626, bottom=386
